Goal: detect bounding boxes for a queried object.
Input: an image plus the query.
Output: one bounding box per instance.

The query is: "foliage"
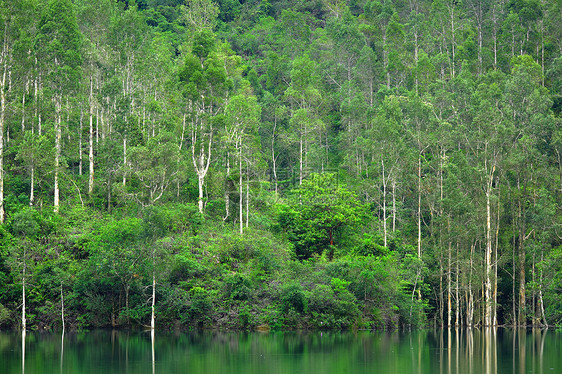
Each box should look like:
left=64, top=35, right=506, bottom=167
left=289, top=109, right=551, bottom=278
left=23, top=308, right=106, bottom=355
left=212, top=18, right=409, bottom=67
left=0, top=0, right=561, bottom=331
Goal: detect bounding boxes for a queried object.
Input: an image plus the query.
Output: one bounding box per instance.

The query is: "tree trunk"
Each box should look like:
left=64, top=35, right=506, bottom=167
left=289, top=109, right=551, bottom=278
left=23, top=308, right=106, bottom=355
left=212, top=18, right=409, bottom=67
left=21, top=82, right=26, bottom=132
left=89, top=78, right=94, bottom=195
left=107, top=174, right=112, bottom=213
left=467, top=242, right=474, bottom=327
left=447, top=222, right=452, bottom=327
left=29, top=165, right=34, bottom=207
left=22, top=268, right=26, bottom=331
left=538, top=248, right=547, bottom=326
left=518, top=177, right=526, bottom=326
left=224, top=154, right=230, bottom=220
left=493, top=179, right=500, bottom=326
left=455, top=244, right=460, bottom=326
left=123, top=136, right=127, bottom=186
left=60, top=282, right=65, bottom=332
left=54, top=96, right=62, bottom=213
left=79, top=106, right=83, bottom=175
left=417, top=153, right=422, bottom=301
left=272, top=119, right=278, bottom=193
left=484, top=166, right=494, bottom=326
left=246, top=169, right=249, bottom=229
left=299, top=126, right=303, bottom=185
left=392, top=180, right=396, bottom=232
left=239, top=141, right=243, bottom=235
left=151, top=269, right=155, bottom=330
left=382, top=158, right=387, bottom=247
left=0, top=35, right=6, bottom=223
left=191, top=115, right=212, bottom=214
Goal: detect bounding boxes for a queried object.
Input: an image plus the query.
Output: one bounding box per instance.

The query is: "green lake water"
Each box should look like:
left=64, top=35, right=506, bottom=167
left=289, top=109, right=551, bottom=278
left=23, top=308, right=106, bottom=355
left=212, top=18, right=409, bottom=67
left=0, top=329, right=560, bottom=374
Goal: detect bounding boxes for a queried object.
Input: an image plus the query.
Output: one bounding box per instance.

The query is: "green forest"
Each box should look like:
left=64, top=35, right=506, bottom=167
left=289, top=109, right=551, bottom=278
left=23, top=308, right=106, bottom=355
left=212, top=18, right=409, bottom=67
left=0, top=0, right=561, bottom=331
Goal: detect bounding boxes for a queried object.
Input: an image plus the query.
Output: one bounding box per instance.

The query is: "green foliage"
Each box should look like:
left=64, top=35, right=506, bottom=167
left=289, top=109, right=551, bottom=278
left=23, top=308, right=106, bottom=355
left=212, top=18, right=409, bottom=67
left=1, top=0, right=561, bottom=332
left=278, top=173, right=365, bottom=259
left=280, top=282, right=306, bottom=313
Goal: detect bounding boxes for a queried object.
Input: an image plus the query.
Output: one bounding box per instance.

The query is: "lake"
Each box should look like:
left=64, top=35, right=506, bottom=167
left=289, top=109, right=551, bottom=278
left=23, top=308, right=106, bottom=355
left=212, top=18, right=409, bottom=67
left=0, top=328, right=559, bottom=373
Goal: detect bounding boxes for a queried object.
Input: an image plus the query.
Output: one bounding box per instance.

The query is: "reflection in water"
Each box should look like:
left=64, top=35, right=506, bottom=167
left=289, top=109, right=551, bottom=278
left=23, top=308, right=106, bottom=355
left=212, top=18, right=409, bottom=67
left=151, top=330, right=155, bottom=374
left=0, top=328, right=558, bottom=374
left=60, top=331, right=63, bottom=374
left=21, top=331, right=25, bottom=374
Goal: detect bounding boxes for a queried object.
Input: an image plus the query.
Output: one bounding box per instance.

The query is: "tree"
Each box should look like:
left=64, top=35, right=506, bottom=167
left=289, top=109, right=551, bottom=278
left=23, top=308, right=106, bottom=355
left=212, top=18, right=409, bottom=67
left=278, top=173, right=365, bottom=259
left=35, top=0, right=82, bottom=213
left=179, top=32, right=238, bottom=213
left=87, top=217, right=147, bottom=326
left=284, top=54, right=324, bottom=184
left=224, top=92, right=261, bottom=234
left=128, top=132, right=186, bottom=206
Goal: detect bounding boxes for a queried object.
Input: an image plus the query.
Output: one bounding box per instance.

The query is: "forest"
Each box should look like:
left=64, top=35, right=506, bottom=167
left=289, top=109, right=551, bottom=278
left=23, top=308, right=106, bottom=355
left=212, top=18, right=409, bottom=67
left=0, top=0, right=561, bottom=331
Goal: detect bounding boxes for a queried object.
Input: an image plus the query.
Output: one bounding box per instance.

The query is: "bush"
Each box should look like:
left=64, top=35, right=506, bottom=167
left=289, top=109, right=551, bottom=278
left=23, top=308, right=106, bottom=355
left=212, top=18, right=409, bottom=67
left=224, top=273, right=252, bottom=301
left=280, top=282, right=307, bottom=313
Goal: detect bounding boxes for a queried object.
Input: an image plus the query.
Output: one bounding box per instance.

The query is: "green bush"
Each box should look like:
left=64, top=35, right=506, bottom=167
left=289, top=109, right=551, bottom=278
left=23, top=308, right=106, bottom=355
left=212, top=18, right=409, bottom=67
left=280, top=282, right=307, bottom=313
left=224, top=273, right=252, bottom=301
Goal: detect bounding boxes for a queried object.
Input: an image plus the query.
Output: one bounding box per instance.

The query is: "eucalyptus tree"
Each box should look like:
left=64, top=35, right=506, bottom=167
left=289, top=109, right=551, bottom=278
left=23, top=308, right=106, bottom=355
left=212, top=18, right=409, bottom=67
left=504, top=55, right=553, bottom=325
left=108, top=3, right=150, bottom=188
left=75, top=0, right=118, bottom=196
left=366, top=96, right=409, bottom=247
left=362, top=0, right=398, bottom=89
left=0, top=0, right=37, bottom=220
left=179, top=31, right=238, bottom=213
left=35, top=0, right=82, bottom=213
left=128, top=132, right=186, bottom=206
left=224, top=91, right=261, bottom=234
left=284, top=54, right=324, bottom=184
left=7, top=208, right=46, bottom=330
left=466, top=69, right=509, bottom=326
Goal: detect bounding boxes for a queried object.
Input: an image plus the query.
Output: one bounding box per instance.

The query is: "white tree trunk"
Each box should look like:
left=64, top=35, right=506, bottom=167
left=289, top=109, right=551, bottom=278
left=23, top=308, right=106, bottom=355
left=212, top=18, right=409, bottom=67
left=239, top=141, right=243, bottom=234
left=29, top=166, right=34, bottom=207
left=191, top=115, right=212, bottom=214
left=382, top=158, right=387, bottom=247
left=79, top=106, right=83, bottom=175
left=123, top=136, right=127, bottom=186
left=22, top=264, right=26, bottom=331
left=151, top=269, right=155, bottom=330
left=246, top=170, right=249, bottom=229
left=485, top=186, right=493, bottom=326
left=60, top=283, right=65, bottom=332
left=447, top=237, right=452, bottom=327
left=89, top=78, right=94, bottom=195
left=54, top=96, right=61, bottom=213
left=0, top=37, right=6, bottom=223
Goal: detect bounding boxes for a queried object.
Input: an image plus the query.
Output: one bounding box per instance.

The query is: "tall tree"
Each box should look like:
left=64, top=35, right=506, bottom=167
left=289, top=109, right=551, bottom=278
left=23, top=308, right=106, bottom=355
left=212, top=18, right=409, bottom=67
left=224, top=91, right=261, bottom=234
left=35, top=0, right=82, bottom=213
left=180, top=32, right=238, bottom=213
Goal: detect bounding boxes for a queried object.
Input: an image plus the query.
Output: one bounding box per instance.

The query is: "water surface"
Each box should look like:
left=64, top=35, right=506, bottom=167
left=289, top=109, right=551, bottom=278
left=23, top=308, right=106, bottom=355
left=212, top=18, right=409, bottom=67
left=0, top=328, right=559, bottom=374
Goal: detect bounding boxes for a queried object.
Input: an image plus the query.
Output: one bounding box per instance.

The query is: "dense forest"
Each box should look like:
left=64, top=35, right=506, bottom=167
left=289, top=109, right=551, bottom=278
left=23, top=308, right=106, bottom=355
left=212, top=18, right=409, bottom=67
left=0, top=0, right=561, bottom=331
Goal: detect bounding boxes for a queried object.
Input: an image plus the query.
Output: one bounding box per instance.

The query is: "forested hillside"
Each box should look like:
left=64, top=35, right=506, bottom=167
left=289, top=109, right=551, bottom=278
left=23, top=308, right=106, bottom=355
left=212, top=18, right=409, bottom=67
left=0, top=0, right=561, bottom=330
